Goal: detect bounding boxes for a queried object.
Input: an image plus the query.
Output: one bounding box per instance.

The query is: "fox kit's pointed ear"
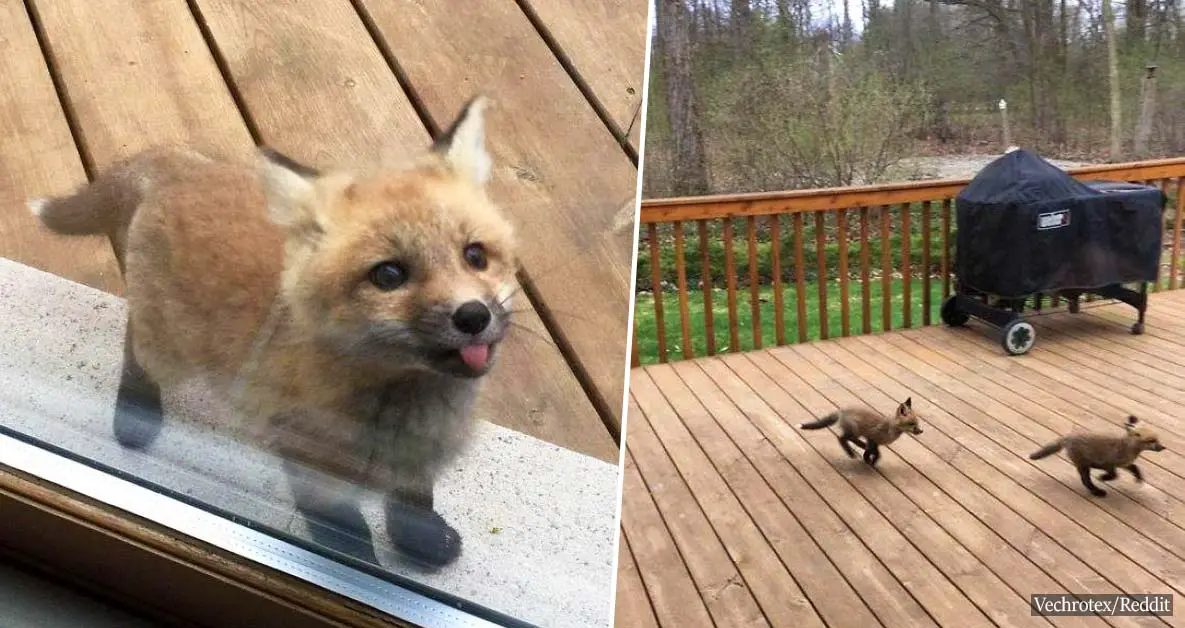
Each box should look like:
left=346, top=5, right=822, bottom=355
left=257, top=147, right=325, bottom=236
left=905, top=397, right=912, bottom=408
left=433, top=95, right=493, bottom=186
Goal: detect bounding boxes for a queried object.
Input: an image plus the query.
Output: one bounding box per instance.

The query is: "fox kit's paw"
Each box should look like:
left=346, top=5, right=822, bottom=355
left=386, top=502, right=462, bottom=568
left=112, top=388, right=164, bottom=449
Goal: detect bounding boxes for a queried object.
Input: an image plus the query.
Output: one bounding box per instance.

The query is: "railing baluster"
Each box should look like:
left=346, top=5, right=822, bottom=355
left=901, top=203, right=912, bottom=329
left=747, top=216, right=762, bottom=349
left=1173, top=177, right=1185, bottom=290
left=673, top=221, right=693, bottom=359
left=630, top=316, right=640, bottom=367
left=698, top=220, right=716, bottom=355
left=647, top=222, right=667, bottom=363
left=815, top=212, right=829, bottom=340
left=881, top=206, right=892, bottom=332
left=860, top=207, right=872, bottom=334
left=794, top=213, right=807, bottom=342
left=921, top=200, right=932, bottom=326
left=837, top=208, right=850, bottom=336
left=770, top=215, right=786, bottom=345
left=941, top=198, right=952, bottom=300
left=1154, top=178, right=1165, bottom=292
left=723, top=218, right=739, bottom=352
left=633, top=159, right=1185, bottom=361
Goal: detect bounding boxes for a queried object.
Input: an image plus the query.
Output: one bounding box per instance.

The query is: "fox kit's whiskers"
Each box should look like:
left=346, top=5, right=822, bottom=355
left=506, top=320, right=559, bottom=349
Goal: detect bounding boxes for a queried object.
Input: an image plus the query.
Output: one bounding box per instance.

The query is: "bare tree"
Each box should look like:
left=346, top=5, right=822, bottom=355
left=657, top=0, right=710, bottom=194
left=1104, top=0, right=1123, bottom=160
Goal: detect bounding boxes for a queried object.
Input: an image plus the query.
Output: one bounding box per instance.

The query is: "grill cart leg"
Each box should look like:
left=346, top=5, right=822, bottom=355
left=1089, top=283, right=1147, bottom=334
left=941, top=295, right=970, bottom=326
left=1133, top=282, right=1148, bottom=335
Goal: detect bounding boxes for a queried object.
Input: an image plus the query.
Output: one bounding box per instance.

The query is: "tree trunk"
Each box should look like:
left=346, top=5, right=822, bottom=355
left=657, top=0, right=711, bottom=195
left=1104, top=0, right=1123, bottom=160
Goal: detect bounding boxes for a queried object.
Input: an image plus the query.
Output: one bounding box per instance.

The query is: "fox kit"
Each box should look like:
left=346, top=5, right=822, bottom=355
left=798, top=398, right=923, bottom=466
left=31, top=97, right=514, bottom=568
left=1029, top=415, right=1166, bottom=497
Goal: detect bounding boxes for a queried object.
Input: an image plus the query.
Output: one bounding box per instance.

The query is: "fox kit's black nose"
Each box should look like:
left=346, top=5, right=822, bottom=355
left=452, top=301, right=491, bottom=335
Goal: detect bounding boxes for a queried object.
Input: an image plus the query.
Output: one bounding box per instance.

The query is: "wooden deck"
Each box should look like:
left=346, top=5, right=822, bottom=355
left=618, top=290, right=1185, bottom=628
left=0, top=0, right=648, bottom=464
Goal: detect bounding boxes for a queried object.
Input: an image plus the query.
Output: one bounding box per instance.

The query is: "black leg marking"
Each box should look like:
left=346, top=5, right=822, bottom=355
left=863, top=441, right=881, bottom=466
left=1125, top=464, right=1144, bottom=483
left=283, top=460, right=377, bottom=564
left=1098, top=467, right=1118, bottom=482
left=849, top=437, right=868, bottom=449
left=386, top=483, right=462, bottom=568
left=838, top=435, right=858, bottom=458
left=113, top=324, right=164, bottom=449
left=1079, top=465, right=1107, bottom=497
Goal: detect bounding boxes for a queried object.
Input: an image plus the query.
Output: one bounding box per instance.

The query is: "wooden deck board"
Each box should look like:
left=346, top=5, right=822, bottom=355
left=29, top=0, right=255, bottom=166
left=356, top=0, right=637, bottom=430
left=701, top=355, right=996, bottom=628
left=622, top=291, right=1185, bottom=628
left=669, top=360, right=939, bottom=628
left=639, top=366, right=876, bottom=628
left=9, top=0, right=634, bottom=461
left=0, top=1, right=122, bottom=294
left=614, top=532, right=661, bottom=628
left=625, top=395, right=773, bottom=628
left=519, top=0, right=648, bottom=152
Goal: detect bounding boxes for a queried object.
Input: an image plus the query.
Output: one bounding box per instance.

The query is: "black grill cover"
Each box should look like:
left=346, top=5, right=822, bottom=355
left=954, top=150, right=1164, bottom=298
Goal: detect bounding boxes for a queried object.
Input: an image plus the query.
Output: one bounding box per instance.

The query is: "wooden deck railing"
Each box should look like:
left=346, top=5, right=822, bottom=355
left=631, top=157, right=1185, bottom=366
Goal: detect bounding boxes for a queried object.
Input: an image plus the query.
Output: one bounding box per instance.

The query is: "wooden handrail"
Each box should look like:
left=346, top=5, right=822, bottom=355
left=640, top=156, right=1185, bottom=222
left=633, top=157, right=1185, bottom=366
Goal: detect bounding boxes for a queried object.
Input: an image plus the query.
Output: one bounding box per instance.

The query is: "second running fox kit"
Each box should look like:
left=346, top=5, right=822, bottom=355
left=1030, top=415, right=1166, bottom=497
left=32, top=96, right=512, bottom=568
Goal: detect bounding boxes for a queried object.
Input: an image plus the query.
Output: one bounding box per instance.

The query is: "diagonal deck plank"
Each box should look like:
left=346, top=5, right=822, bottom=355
left=0, top=1, right=121, bottom=294
left=356, top=0, right=637, bottom=432
left=832, top=336, right=1185, bottom=595
left=667, top=360, right=939, bottom=628
left=614, top=532, right=661, bottom=628
left=188, top=0, right=615, bottom=462
left=624, top=291, right=1185, bottom=628
left=895, top=323, right=1185, bottom=480
left=699, top=356, right=997, bottom=628
left=638, top=366, right=876, bottom=628
left=518, top=0, right=649, bottom=153
left=858, top=332, right=1185, bottom=534
left=749, top=349, right=1060, bottom=628
left=28, top=0, right=254, bottom=168
left=620, top=438, right=755, bottom=627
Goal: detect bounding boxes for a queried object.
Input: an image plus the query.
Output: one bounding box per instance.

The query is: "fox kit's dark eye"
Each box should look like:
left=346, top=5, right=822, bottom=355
left=463, top=243, right=488, bottom=270
left=368, top=261, right=408, bottom=291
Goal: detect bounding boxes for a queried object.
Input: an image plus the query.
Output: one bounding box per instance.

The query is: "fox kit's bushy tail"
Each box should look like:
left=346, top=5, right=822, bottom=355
left=1029, top=439, right=1065, bottom=460
left=799, top=413, right=840, bottom=430
left=30, top=155, right=148, bottom=237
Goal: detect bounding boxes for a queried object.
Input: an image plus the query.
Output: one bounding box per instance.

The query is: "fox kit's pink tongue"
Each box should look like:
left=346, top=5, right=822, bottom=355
left=460, top=344, right=490, bottom=370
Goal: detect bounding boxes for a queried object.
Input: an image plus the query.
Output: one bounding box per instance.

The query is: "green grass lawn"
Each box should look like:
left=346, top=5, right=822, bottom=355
left=634, top=277, right=948, bottom=364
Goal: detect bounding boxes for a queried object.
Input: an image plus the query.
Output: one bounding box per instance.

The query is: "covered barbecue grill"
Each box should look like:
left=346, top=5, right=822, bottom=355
left=940, top=149, right=1165, bottom=355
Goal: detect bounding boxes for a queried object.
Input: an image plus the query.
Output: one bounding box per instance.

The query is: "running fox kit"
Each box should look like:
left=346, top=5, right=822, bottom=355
left=1029, top=415, right=1166, bottom=497
left=32, top=97, right=512, bottom=568
left=798, top=398, right=923, bottom=466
